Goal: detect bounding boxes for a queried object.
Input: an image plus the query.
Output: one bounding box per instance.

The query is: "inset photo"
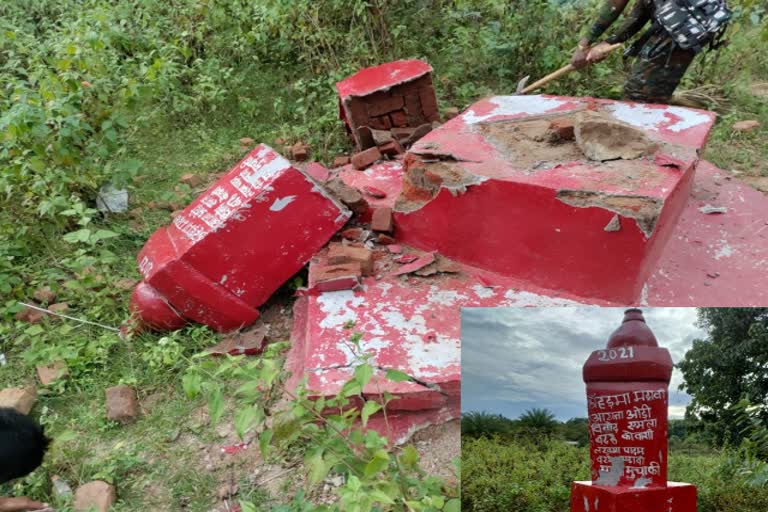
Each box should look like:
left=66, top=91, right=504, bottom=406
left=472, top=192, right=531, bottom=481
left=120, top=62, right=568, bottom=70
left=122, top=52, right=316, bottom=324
left=461, top=307, right=768, bottom=512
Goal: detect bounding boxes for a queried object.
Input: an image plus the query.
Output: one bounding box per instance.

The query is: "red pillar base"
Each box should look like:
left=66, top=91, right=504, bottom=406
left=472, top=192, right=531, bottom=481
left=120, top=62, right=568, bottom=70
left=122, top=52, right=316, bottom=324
left=570, top=481, right=696, bottom=512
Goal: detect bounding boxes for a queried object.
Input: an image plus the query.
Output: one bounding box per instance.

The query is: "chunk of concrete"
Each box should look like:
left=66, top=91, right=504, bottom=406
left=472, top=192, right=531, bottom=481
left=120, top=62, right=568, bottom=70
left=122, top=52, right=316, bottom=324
left=575, top=111, right=658, bottom=161
left=37, top=361, right=69, bottom=386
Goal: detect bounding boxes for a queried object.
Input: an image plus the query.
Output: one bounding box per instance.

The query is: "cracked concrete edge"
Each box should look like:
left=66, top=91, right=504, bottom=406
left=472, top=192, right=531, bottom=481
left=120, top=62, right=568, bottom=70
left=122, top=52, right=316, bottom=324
left=555, top=189, right=663, bottom=239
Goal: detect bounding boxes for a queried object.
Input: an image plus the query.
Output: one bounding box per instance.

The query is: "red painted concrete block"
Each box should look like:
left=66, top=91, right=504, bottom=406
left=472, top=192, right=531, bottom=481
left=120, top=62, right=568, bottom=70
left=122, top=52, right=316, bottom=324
left=570, top=482, right=696, bottom=512
left=337, top=60, right=435, bottom=149
left=393, top=95, right=717, bottom=303
left=131, top=145, right=351, bottom=332
left=304, top=161, right=330, bottom=182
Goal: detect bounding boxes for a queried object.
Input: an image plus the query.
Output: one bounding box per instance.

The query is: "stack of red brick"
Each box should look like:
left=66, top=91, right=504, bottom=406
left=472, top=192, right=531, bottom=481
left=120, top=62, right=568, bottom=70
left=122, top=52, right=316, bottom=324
left=337, top=60, right=440, bottom=170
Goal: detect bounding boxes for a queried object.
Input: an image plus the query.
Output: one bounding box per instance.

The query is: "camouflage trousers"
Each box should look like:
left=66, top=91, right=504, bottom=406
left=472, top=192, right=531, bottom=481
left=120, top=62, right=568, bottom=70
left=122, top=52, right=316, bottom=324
left=623, top=32, right=697, bottom=104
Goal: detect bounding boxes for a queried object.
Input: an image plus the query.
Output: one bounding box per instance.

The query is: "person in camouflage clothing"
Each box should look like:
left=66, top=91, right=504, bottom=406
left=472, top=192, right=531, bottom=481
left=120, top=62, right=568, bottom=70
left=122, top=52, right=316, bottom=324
left=571, top=0, right=697, bottom=104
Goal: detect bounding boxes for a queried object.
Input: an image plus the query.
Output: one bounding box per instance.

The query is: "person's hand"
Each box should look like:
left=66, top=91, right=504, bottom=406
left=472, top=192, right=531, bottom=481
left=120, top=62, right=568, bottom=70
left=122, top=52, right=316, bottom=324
left=586, top=41, right=613, bottom=63
left=571, top=42, right=591, bottom=70
left=0, top=497, right=49, bottom=512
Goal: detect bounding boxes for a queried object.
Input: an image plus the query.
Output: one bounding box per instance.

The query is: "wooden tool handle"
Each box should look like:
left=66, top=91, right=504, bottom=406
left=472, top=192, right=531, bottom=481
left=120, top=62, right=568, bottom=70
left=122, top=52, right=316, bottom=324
left=521, top=43, right=622, bottom=94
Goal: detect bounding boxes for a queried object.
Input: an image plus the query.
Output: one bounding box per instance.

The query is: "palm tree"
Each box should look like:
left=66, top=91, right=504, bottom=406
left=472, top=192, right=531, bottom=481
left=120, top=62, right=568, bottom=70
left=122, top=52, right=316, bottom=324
left=518, top=408, right=559, bottom=436
left=461, top=411, right=514, bottom=438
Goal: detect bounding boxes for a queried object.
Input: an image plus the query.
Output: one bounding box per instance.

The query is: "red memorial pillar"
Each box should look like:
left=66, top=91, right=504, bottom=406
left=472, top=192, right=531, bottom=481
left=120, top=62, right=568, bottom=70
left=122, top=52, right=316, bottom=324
left=570, top=309, right=696, bottom=512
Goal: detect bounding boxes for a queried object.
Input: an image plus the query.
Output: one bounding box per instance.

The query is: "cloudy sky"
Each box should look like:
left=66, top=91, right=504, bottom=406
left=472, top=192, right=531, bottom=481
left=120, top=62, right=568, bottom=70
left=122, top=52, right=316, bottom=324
left=461, top=307, right=706, bottom=421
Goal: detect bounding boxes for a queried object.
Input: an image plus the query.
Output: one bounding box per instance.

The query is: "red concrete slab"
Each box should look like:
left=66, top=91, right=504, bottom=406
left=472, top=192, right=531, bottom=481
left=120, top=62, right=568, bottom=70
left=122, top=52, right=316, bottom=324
left=336, top=60, right=433, bottom=99
left=571, top=481, right=696, bottom=512
left=131, top=145, right=351, bottom=332
left=392, top=95, right=717, bottom=303
left=335, top=157, right=768, bottom=306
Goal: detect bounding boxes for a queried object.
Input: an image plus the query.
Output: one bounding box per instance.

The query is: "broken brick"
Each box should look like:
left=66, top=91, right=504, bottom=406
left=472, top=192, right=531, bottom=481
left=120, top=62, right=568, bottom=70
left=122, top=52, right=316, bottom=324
left=73, top=481, right=116, bottom=512
left=377, top=234, right=396, bottom=245
left=327, top=243, right=374, bottom=275
left=33, top=286, right=56, bottom=304
left=292, top=142, right=309, bottom=161
left=341, top=227, right=365, bottom=241
left=369, top=116, right=392, bottom=130
left=392, top=127, right=416, bottom=141
left=443, top=107, right=460, bottom=121
left=367, top=95, right=405, bottom=117
left=356, top=126, right=376, bottom=149
left=179, top=173, right=202, bottom=187
left=0, top=386, right=37, bottom=415
left=37, top=361, right=69, bottom=386
left=106, top=385, right=138, bottom=424
left=371, top=207, right=394, bottom=233
left=378, top=140, right=404, bottom=157
left=333, top=156, right=351, bottom=168
left=351, top=146, right=382, bottom=170
left=403, top=124, right=433, bottom=147
left=15, top=306, right=45, bottom=324
left=371, top=129, right=394, bottom=146
left=733, top=120, right=760, bottom=132
left=550, top=117, right=575, bottom=141
left=49, top=303, right=70, bottom=314
left=324, top=178, right=369, bottom=215
left=418, top=86, right=439, bottom=118
left=309, top=260, right=362, bottom=292
left=304, top=162, right=330, bottom=182
left=239, top=137, right=255, bottom=146
left=363, top=186, right=387, bottom=199
left=390, top=110, right=409, bottom=128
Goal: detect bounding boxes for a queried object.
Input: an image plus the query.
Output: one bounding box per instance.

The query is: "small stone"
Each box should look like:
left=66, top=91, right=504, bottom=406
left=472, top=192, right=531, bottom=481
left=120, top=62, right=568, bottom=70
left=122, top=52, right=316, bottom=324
left=274, top=137, right=286, bottom=146
left=217, top=483, right=238, bottom=500
left=732, top=120, right=760, bottom=132
left=81, top=81, right=92, bottom=89
left=179, top=173, right=202, bottom=187
left=106, top=385, right=139, bottom=424
left=73, top=481, right=116, bottom=512
left=115, top=278, right=138, bottom=290
left=33, top=286, right=56, bottom=304
left=0, top=386, right=37, bottom=415
left=239, top=137, right=255, bottom=146
left=37, top=361, right=69, bottom=386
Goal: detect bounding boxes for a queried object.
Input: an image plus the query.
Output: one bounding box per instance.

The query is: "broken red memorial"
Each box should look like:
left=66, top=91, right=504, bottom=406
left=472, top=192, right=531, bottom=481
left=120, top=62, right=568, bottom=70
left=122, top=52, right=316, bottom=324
left=130, top=145, right=350, bottom=332
left=570, top=309, right=696, bottom=512
left=337, top=60, right=440, bottom=151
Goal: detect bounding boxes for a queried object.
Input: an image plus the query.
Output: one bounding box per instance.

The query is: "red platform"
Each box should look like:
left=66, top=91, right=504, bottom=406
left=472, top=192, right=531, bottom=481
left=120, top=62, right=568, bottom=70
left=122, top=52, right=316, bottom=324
left=131, top=145, right=350, bottom=331
left=571, top=481, right=696, bottom=512
left=391, top=95, right=717, bottom=303
left=335, top=156, right=768, bottom=306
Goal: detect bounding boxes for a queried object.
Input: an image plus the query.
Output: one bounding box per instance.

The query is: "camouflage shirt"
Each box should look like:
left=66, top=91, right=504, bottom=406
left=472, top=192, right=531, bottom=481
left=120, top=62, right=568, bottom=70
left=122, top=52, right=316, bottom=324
left=584, top=0, right=654, bottom=45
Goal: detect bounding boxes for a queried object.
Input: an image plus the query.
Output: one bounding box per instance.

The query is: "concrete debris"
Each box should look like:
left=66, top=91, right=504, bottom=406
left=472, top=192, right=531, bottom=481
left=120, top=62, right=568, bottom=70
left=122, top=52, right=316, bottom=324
left=341, top=227, right=365, bottom=241
left=574, top=111, right=658, bottom=161
left=604, top=214, right=622, bottom=232
left=106, top=385, right=139, bottom=424
left=379, top=140, right=404, bottom=157
left=304, top=162, right=330, bottom=182
left=392, top=252, right=436, bottom=276
left=363, top=186, right=387, bottom=199
left=96, top=184, right=129, bottom=213
left=207, top=322, right=268, bottom=356
left=549, top=117, right=575, bottom=141
left=0, top=386, right=37, bottom=414
left=376, top=233, right=396, bottom=245
left=371, top=129, right=394, bottom=146
left=698, top=204, right=727, bottom=214
left=73, top=481, right=116, bottom=512
left=239, top=137, right=255, bottom=147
